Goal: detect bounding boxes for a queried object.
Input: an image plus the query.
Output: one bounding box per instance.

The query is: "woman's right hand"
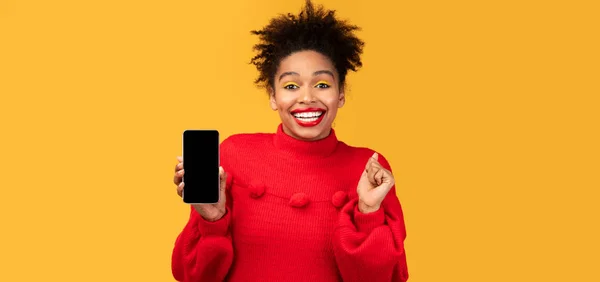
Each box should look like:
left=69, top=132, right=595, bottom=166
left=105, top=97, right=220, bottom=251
left=174, top=156, right=228, bottom=222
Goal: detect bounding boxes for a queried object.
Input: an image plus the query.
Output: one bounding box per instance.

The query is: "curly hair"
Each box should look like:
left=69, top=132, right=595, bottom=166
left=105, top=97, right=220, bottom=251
left=249, top=0, right=364, bottom=93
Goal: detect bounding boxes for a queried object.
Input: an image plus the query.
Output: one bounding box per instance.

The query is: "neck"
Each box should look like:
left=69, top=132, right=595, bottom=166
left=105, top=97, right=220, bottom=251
left=273, top=123, right=339, bottom=158
left=281, top=124, right=332, bottom=142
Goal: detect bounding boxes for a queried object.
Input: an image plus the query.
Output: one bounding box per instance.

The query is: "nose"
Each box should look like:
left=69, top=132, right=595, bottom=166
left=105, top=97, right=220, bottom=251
left=299, top=87, right=316, bottom=104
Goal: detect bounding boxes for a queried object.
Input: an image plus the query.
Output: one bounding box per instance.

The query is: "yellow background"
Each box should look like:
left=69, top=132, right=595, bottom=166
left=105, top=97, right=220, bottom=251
left=1, top=0, right=598, bottom=281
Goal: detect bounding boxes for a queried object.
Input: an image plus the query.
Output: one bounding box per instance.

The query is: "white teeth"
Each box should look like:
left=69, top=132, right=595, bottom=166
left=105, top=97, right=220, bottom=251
left=292, top=111, right=323, bottom=118
left=296, top=117, right=318, bottom=122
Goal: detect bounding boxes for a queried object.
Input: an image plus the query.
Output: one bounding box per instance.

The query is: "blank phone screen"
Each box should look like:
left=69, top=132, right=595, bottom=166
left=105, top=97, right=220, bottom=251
left=182, top=130, right=220, bottom=204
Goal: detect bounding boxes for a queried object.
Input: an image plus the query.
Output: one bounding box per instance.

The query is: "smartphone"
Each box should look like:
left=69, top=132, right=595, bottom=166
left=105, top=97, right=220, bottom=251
left=182, top=130, right=220, bottom=204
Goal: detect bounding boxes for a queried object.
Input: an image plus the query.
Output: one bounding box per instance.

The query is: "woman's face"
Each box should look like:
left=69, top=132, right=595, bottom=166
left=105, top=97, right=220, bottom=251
left=270, top=50, right=345, bottom=141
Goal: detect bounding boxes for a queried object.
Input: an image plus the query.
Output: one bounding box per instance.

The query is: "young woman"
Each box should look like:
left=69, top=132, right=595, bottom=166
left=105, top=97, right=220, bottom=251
left=171, top=1, right=408, bottom=281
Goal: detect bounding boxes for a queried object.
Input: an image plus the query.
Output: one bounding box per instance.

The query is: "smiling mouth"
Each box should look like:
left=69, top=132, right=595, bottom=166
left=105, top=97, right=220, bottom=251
left=292, top=111, right=324, bottom=122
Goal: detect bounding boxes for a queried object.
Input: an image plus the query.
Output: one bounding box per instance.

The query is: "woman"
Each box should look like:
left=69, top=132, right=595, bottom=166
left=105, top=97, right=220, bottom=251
left=171, top=1, right=408, bottom=281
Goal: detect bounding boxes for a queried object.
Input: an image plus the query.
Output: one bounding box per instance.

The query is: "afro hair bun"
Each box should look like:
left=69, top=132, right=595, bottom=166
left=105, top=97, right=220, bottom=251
left=250, top=0, right=365, bottom=92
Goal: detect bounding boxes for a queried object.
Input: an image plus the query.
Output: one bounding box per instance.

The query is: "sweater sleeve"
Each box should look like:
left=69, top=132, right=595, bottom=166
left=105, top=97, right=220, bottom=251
left=171, top=205, right=234, bottom=282
left=171, top=140, right=236, bottom=282
left=333, top=153, right=409, bottom=282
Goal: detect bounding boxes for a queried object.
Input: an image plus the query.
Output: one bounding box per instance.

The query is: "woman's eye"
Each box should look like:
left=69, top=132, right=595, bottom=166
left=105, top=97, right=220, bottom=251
left=315, top=83, right=330, bottom=89
left=284, top=84, right=299, bottom=89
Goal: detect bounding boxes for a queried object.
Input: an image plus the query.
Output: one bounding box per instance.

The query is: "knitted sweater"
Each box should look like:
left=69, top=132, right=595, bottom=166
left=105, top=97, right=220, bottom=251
left=171, top=124, right=409, bottom=282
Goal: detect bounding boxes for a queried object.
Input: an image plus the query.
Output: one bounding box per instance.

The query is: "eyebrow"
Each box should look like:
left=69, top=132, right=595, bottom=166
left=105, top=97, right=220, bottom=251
left=313, top=70, right=335, bottom=79
left=278, top=70, right=336, bottom=82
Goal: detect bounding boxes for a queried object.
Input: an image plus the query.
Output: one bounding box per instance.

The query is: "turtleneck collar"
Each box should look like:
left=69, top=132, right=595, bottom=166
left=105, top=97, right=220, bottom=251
left=272, top=123, right=339, bottom=158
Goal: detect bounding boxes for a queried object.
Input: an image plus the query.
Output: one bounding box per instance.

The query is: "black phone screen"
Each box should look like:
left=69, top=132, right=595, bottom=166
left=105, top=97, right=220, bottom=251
left=182, top=130, right=220, bottom=204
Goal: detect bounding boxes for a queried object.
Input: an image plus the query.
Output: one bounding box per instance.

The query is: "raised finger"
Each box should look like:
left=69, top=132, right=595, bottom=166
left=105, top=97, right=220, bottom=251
left=219, top=167, right=226, bottom=182
left=365, top=152, right=376, bottom=167
left=371, top=152, right=379, bottom=161
left=219, top=168, right=227, bottom=199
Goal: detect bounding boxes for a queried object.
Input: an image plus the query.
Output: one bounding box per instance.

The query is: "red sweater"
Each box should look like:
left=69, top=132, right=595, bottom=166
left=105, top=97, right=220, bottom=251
left=171, top=124, right=409, bottom=282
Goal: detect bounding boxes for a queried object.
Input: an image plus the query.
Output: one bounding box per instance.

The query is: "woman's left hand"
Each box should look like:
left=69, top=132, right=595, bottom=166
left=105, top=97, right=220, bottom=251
left=356, top=153, right=395, bottom=214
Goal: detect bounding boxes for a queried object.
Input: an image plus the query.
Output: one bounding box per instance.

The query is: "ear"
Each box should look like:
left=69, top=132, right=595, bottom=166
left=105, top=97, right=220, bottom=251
left=338, top=87, right=346, bottom=108
left=269, top=86, right=277, bottom=111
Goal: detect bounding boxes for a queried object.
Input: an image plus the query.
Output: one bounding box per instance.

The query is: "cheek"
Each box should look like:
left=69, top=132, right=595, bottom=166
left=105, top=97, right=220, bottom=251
left=326, top=107, right=339, bottom=116
left=322, top=95, right=342, bottom=109
left=275, top=95, right=297, bottom=111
